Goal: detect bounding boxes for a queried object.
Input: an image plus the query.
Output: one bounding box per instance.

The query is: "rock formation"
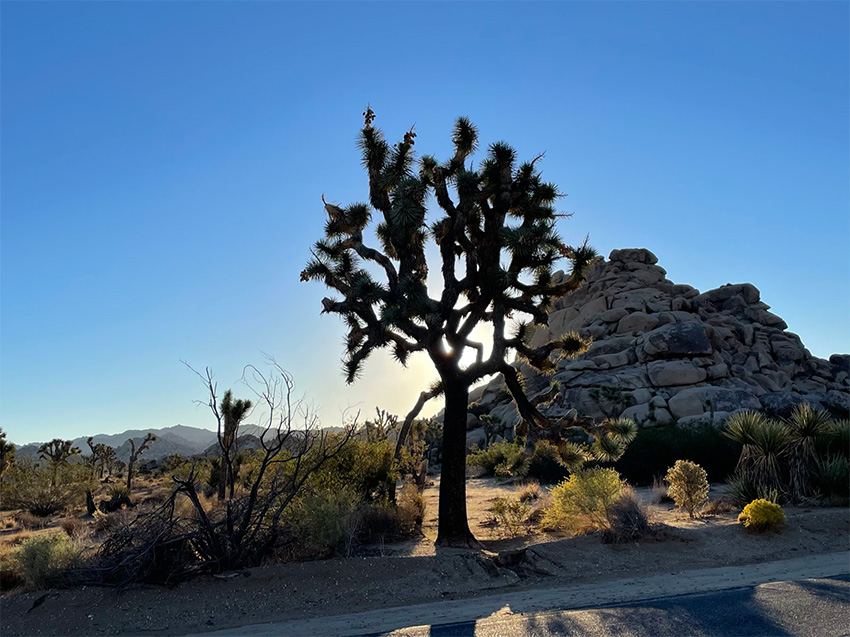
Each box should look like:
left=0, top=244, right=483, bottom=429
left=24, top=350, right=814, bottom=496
left=467, top=248, right=849, bottom=442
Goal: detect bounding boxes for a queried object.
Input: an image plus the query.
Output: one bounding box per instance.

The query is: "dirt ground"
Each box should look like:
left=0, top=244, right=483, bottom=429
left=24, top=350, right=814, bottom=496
left=1, top=478, right=848, bottom=636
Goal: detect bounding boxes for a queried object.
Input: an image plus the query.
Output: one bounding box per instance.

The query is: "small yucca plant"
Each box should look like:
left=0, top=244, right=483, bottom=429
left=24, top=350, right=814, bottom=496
left=738, top=498, right=785, bottom=532
left=782, top=404, right=832, bottom=500
left=725, top=411, right=768, bottom=473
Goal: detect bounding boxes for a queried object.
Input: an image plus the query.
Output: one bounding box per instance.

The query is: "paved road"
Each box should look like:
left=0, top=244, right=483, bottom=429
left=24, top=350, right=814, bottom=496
left=383, top=575, right=850, bottom=637
left=193, top=552, right=849, bottom=637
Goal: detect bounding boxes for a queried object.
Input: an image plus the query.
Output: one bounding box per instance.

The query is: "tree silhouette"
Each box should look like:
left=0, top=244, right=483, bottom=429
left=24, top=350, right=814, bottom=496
left=38, top=438, right=81, bottom=485
left=126, top=433, right=156, bottom=491
left=301, top=109, right=619, bottom=546
left=86, top=437, right=116, bottom=480
left=218, top=390, right=253, bottom=500
left=0, top=429, right=15, bottom=481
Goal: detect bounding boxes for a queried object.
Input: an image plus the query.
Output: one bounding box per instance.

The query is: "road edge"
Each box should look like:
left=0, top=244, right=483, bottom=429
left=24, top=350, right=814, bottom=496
left=188, top=551, right=850, bottom=636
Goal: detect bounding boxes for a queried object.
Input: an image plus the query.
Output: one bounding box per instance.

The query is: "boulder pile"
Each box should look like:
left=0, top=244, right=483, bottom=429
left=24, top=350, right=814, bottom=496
left=467, top=248, right=849, bottom=443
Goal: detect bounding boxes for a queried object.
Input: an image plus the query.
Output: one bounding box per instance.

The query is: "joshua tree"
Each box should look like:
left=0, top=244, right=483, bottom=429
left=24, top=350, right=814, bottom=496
left=302, top=109, right=619, bottom=546
left=126, top=433, right=156, bottom=491
left=86, top=437, right=116, bottom=480
left=0, top=429, right=15, bottom=481
left=38, top=438, right=81, bottom=485
left=38, top=438, right=80, bottom=465
left=217, top=390, right=253, bottom=500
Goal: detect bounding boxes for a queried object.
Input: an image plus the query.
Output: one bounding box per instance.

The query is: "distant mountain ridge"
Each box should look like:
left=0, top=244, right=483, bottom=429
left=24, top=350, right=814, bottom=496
left=12, top=423, right=337, bottom=464
left=14, top=425, right=220, bottom=463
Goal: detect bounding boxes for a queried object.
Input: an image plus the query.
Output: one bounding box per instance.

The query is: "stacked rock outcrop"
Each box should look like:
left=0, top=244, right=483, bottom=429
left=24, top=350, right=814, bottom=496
left=468, top=248, right=849, bottom=439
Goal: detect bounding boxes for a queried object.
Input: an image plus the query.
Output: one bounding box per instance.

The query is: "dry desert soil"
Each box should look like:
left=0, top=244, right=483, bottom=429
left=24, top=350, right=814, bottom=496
left=1, top=478, right=848, bottom=636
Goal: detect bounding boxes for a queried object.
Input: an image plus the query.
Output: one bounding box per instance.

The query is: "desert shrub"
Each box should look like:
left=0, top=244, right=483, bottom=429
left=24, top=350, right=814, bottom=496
left=93, top=509, right=133, bottom=535
left=494, top=496, right=532, bottom=537
left=60, top=518, right=88, bottom=540
left=205, top=457, right=222, bottom=497
left=314, top=440, right=397, bottom=502
left=491, top=496, right=530, bottom=537
left=726, top=471, right=782, bottom=507
left=738, top=499, right=785, bottom=532
left=397, top=484, right=425, bottom=535
left=495, top=456, right=530, bottom=479
left=353, top=502, right=402, bottom=544
left=703, top=498, right=737, bottom=515
left=813, top=456, right=849, bottom=503
left=525, top=441, right=569, bottom=484
left=725, top=406, right=848, bottom=504
left=286, top=488, right=359, bottom=557
left=783, top=404, right=832, bottom=499
left=0, top=547, right=23, bottom=591
left=99, top=484, right=134, bottom=513
left=616, top=423, right=739, bottom=485
left=543, top=468, right=625, bottom=534
left=107, top=485, right=130, bottom=500
left=650, top=476, right=670, bottom=503
left=3, top=461, right=93, bottom=517
left=467, top=440, right=525, bottom=477
left=604, top=486, right=651, bottom=543
left=155, top=454, right=187, bottom=476
left=17, top=535, right=83, bottom=590
left=517, top=481, right=541, bottom=503
left=821, top=419, right=850, bottom=459
left=665, top=460, right=709, bottom=518
left=16, top=512, right=49, bottom=531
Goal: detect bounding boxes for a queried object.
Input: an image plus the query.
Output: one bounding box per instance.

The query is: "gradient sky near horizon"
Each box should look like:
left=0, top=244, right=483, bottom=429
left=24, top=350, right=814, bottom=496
left=2, top=1, right=848, bottom=446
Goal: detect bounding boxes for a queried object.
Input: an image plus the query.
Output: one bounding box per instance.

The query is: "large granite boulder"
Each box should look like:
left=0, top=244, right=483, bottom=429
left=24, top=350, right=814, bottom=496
left=464, top=247, right=848, bottom=433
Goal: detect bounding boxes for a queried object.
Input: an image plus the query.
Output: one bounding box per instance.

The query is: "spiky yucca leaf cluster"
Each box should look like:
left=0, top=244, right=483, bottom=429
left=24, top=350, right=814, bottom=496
left=302, top=110, right=598, bottom=388
left=724, top=405, right=850, bottom=503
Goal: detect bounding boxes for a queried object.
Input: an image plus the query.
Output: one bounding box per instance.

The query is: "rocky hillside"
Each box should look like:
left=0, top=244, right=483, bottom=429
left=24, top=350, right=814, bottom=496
left=469, top=248, right=849, bottom=439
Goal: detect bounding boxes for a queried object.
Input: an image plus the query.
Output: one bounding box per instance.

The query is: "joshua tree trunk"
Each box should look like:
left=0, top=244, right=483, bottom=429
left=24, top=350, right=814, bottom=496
left=217, top=459, right=227, bottom=501
left=85, top=489, right=96, bottom=516
left=436, top=379, right=476, bottom=547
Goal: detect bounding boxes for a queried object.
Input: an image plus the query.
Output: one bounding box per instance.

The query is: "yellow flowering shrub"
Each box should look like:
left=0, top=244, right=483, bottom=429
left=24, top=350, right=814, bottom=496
left=738, top=498, right=785, bottom=532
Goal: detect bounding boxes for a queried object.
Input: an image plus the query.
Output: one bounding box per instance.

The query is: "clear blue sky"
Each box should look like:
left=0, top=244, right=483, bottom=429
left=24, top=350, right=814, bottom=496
left=2, top=1, right=848, bottom=445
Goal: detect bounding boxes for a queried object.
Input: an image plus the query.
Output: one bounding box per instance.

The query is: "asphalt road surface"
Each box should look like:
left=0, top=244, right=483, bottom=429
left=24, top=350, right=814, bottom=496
left=382, top=575, right=850, bottom=637
left=194, top=553, right=849, bottom=637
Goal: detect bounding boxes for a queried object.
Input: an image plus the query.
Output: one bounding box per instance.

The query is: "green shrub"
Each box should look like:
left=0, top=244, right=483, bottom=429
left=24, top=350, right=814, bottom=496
left=205, top=457, right=222, bottom=497
left=468, top=440, right=525, bottom=477
left=738, top=499, right=785, bottom=532
left=665, top=460, right=709, bottom=518
left=726, top=471, right=782, bottom=507
left=3, top=461, right=93, bottom=517
left=492, top=496, right=531, bottom=537
left=0, top=548, right=22, bottom=591
left=526, top=441, right=569, bottom=484
left=286, top=488, right=358, bottom=557
left=354, top=503, right=401, bottom=543
left=813, top=456, right=850, bottom=503
left=397, top=484, right=426, bottom=534
left=615, top=424, right=739, bottom=485
left=17, top=535, right=83, bottom=590
left=314, top=440, right=397, bottom=502
left=543, top=468, right=625, bottom=534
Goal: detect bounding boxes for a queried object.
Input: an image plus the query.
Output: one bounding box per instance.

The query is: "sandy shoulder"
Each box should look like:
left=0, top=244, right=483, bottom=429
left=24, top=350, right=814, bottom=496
left=1, top=503, right=847, bottom=636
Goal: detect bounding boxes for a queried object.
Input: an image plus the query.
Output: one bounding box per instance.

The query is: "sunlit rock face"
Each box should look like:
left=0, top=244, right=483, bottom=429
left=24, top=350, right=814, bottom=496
left=467, top=248, right=849, bottom=442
